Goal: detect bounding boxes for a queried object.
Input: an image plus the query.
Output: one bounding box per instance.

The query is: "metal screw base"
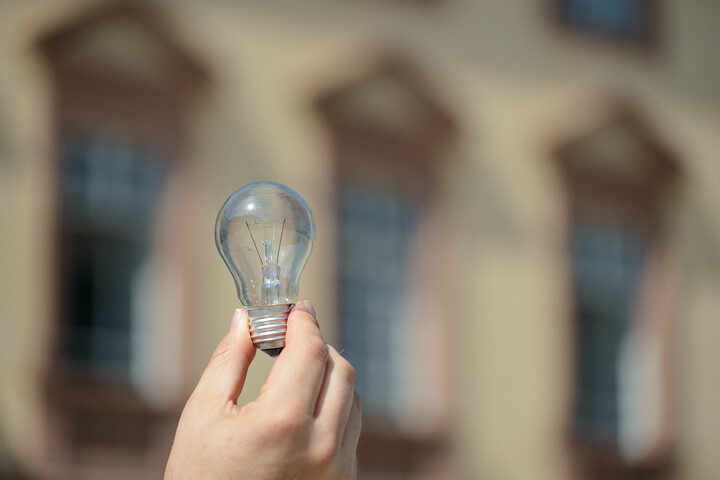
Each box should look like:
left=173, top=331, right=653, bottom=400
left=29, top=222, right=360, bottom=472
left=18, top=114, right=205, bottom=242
left=247, top=303, right=293, bottom=356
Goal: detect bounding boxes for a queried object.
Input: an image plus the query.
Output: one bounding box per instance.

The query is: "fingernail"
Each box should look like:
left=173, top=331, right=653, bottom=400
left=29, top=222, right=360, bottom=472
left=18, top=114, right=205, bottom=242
left=301, top=300, right=316, bottom=318
left=230, top=308, right=244, bottom=331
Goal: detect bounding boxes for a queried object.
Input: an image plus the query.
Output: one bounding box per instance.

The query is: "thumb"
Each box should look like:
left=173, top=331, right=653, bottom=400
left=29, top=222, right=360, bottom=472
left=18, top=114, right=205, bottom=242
left=192, top=308, right=256, bottom=407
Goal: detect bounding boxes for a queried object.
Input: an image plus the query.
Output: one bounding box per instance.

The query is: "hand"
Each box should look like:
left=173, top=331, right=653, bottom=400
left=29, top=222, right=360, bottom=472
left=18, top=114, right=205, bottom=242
left=164, top=302, right=361, bottom=480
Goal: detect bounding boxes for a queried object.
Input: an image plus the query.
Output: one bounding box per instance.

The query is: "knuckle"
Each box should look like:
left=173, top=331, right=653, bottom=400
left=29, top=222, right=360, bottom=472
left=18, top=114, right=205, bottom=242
left=179, top=395, right=199, bottom=421
left=339, top=360, right=356, bottom=384
left=272, top=405, right=311, bottom=438
left=329, top=346, right=355, bottom=384
left=259, top=383, right=270, bottom=397
left=304, top=338, right=329, bottom=363
left=210, top=337, right=234, bottom=363
left=310, top=439, right=338, bottom=471
left=184, top=391, right=202, bottom=412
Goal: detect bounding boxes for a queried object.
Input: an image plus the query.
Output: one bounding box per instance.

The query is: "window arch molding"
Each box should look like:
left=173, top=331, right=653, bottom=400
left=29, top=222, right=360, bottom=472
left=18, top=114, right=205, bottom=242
left=549, top=96, right=680, bottom=479
left=33, top=1, right=208, bottom=475
left=311, top=50, right=459, bottom=479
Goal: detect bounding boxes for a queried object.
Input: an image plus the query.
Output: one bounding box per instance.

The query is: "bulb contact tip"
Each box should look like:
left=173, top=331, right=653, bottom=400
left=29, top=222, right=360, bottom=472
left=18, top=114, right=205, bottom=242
left=262, top=347, right=284, bottom=357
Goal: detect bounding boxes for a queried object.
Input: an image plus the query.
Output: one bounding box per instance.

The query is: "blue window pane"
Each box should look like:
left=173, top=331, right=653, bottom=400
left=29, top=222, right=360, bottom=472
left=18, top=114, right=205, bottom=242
left=571, top=219, right=645, bottom=441
left=558, top=0, right=653, bottom=42
left=58, top=135, right=166, bottom=381
left=339, top=185, right=419, bottom=421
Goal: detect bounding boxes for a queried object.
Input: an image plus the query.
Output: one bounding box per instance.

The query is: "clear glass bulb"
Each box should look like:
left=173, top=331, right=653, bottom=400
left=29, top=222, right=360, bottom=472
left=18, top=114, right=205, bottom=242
left=215, top=182, right=316, bottom=356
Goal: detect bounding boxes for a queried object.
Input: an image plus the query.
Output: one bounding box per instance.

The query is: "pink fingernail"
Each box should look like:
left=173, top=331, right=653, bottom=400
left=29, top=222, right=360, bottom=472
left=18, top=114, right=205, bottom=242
left=302, top=300, right=316, bottom=318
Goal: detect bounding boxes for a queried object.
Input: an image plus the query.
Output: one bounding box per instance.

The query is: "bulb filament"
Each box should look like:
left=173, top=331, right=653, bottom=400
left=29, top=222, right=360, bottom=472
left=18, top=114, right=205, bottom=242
left=261, top=262, right=282, bottom=305
left=246, top=219, right=286, bottom=305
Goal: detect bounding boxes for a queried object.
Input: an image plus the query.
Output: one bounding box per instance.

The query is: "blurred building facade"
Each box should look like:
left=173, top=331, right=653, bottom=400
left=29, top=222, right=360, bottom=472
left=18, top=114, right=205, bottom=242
left=0, top=0, right=719, bottom=479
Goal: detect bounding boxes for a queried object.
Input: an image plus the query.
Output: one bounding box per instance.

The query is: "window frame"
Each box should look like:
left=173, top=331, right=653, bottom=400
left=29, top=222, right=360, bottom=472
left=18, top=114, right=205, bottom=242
left=554, top=111, right=678, bottom=478
left=330, top=124, right=453, bottom=477
left=39, top=26, right=203, bottom=471
left=314, top=58, right=456, bottom=477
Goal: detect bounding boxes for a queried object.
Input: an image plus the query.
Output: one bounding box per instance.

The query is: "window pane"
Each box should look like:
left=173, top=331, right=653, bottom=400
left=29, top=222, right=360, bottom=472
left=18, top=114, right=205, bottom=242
left=557, top=0, right=653, bottom=42
left=58, top=135, right=166, bottom=381
left=572, top=218, right=645, bottom=442
left=339, top=185, right=419, bottom=422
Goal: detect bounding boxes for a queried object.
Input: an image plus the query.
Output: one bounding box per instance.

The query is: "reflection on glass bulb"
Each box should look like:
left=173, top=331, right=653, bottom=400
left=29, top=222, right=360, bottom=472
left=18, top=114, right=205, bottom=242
left=215, top=182, right=316, bottom=357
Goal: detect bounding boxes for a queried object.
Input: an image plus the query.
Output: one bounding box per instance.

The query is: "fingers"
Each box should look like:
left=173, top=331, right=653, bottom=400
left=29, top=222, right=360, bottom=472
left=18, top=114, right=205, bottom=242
left=341, top=392, right=362, bottom=452
left=314, top=346, right=356, bottom=443
left=192, top=308, right=256, bottom=407
left=262, top=301, right=328, bottom=413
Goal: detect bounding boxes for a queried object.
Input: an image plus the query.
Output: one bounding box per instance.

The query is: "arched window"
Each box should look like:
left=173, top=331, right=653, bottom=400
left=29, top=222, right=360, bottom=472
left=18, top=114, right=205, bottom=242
left=37, top=2, right=205, bottom=472
left=555, top=105, right=678, bottom=478
left=316, top=56, right=455, bottom=478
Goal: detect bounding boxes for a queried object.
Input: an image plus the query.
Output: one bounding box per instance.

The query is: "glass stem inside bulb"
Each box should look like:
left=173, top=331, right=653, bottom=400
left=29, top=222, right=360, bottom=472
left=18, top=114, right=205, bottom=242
left=261, top=240, right=283, bottom=305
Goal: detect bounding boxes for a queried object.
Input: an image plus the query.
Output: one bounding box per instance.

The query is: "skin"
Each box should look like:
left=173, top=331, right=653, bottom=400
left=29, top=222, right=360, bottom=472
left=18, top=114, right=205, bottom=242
left=165, top=301, right=361, bottom=480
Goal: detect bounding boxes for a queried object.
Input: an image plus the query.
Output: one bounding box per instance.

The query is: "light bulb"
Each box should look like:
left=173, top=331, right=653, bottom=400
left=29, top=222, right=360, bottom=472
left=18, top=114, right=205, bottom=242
left=215, top=181, right=316, bottom=357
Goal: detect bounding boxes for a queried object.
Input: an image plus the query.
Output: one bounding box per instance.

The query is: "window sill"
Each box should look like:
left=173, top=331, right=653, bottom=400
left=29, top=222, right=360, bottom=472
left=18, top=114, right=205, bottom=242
left=42, top=371, right=178, bottom=465
left=357, top=426, right=449, bottom=477
left=569, top=437, right=674, bottom=480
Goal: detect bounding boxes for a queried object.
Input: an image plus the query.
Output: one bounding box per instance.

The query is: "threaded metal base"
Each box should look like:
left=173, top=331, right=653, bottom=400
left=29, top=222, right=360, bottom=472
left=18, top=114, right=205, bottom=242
left=247, top=303, right=293, bottom=356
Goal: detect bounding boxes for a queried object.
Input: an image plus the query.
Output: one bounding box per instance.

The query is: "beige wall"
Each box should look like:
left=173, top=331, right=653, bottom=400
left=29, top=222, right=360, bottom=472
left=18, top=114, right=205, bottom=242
left=0, top=0, right=719, bottom=478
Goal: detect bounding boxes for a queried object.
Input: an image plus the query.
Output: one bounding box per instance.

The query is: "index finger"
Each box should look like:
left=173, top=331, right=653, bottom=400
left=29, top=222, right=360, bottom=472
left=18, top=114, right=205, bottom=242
left=261, top=301, right=328, bottom=413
